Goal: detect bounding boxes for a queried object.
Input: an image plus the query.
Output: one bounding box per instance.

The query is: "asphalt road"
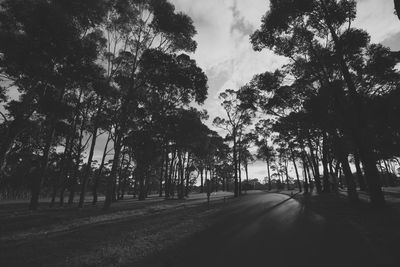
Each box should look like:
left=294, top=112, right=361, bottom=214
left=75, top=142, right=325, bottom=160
left=136, top=192, right=388, bottom=267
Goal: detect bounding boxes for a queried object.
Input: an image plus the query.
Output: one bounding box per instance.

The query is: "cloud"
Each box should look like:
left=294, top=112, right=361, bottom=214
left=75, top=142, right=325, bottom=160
left=229, top=0, right=255, bottom=39
left=171, top=0, right=287, bottom=142
left=353, top=0, right=400, bottom=43
left=206, top=60, right=234, bottom=93
left=382, top=31, right=400, bottom=51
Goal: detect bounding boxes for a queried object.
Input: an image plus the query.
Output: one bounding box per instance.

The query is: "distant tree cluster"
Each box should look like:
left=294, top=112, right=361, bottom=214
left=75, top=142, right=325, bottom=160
left=0, top=0, right=233, bottom=210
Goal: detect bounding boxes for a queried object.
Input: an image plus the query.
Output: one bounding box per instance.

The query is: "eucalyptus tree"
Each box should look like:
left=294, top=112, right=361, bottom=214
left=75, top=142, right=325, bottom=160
left=203, top=130, right=228, bottom=191
left=0, top=0, right=108, bottom=209
left=100, top=0, right=200, bottom=209
left=212, top=135, right=232, bottom=191
left=164, top=109, right=208, bottom=199
left=0, top=117, right=43, bottom=199
left=125, top=126, right=159, bottom=200
left=133, top=48, right=207, bottom=200
left=248, top=35, right=399, bottom=201
left=248, top=68, right=326, bottom=193
left=213, top=89, right=255, bottom=197
left=251, top=0, right=390, bottom=205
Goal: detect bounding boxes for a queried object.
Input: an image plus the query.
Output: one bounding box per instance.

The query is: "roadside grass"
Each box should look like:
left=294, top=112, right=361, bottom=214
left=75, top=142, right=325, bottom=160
left=0, top=192, right=233, bottom=241
left=64, top=207, right=219, bottom=267
left=1, top=192, right=234, bottom=267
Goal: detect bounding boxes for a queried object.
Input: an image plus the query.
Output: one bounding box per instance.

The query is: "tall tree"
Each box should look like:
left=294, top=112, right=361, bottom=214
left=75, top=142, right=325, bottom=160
left=0, top=0, right=108, bottom=209
left=100, top=0, right=200, bottom=209
left=251, top=0, right=389, bottom=205
left=214, top=89, right=255, bottom=197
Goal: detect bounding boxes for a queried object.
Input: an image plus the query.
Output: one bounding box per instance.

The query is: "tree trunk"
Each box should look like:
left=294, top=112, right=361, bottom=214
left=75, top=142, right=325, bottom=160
left=0, top=135, right=16, bottom=179
left=185, top=153, right=191, bottom=197
left=163, top=146, right=169, bottom=196
left=103, top=130, right=122, bottom=209
left=341, top=156, right=358, bottom=202
left=138, top=164, right=147, bottom=201
left=322, top=133, right=331, bottom=193
left=116, top=152, right=127, bottom=200
left=266, top=160, right=272, bottom=190
left=177, top=151, right=184, bottom=199
left=337, top=163, right=344, bottom=189
left=354, top=152, right=367, bottom=191
left=78, top=97, right=104, bottom=208
left=29, top=121, right=55, bottom=210
left=238, top=136, right=242, bottom=195
left=285, top=160, right=290, bottom=190
left=333, top=136, right=358, bottom=202
left=92, top=131, right=111, bottom=205
left=302, top=159, right=309, bottom=194
left=50, top=134, right=72, bottom=208
left=305, top=158, right=313, bottom=192
left=233, top=133, right=239, bottom=197
left=291, top=150, right=302, bottom=192
left=172, top=161, right=178, bottom=197
left=68, top=123, right=86, bottom=205
left=306, top=135, right=322, bottom=193
left=159, top=147, right=165, bottom=197
left=166, top=150, right=175, bottom=199
left=245, top=163, right=249, bottom=184
left=200, top=168, right=204, bottom=193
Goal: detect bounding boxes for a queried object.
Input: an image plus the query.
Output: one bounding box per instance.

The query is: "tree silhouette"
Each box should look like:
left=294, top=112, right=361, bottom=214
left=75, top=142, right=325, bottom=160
left=395, top=0, right=400, bottom=20
left=99, top=0, right=202, bottom=209
left=0, top=0, right=108, bottom=209
left=249, top=0, right=399, bottom=206
left=214, top=89, right=255, bottom=197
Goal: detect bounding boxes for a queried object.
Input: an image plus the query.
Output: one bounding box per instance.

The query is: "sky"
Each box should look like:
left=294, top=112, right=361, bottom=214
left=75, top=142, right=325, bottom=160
left=159, top=0, right=400, bottom=181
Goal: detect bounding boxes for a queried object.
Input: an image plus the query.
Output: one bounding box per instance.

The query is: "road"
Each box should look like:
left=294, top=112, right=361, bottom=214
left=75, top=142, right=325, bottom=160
left=136, top=192, right=389, bottom=267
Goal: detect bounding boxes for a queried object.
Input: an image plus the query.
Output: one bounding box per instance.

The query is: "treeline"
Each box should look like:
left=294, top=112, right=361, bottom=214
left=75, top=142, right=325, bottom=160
left=0, top=0, right=236, bottom=210
left=218, top=0, right=400, bottom=206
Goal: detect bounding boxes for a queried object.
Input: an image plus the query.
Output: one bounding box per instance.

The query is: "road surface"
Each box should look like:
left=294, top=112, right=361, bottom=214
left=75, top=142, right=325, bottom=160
left=136, top=192, right=390, bottom=267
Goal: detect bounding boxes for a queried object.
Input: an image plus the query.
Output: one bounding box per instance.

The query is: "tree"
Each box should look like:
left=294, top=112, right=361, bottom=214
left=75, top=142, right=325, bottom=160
left=214, top=89, right=255, bottom=197
left=0, top=0, right=108, bottom=209
left=100, top=0, right=200, bottom=209
left=395, top=0, right=400, bottom=20
left=251, top=0, right=391, bottom=206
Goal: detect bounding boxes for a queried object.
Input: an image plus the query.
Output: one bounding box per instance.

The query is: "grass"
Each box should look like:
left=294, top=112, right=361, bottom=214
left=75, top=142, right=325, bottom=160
left=0, top=193, right=229, bottom=267
left=63, top=207, right=218, bottom=267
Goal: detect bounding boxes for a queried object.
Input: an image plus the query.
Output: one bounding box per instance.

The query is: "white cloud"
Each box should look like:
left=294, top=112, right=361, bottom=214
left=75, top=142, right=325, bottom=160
left=172, top=0, right=286, bottom=130
left=353, top=0, right=400, bottom=43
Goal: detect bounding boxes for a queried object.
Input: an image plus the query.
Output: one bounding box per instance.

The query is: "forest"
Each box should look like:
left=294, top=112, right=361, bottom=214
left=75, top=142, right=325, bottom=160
left=1, top=0, right=400, bottom=213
